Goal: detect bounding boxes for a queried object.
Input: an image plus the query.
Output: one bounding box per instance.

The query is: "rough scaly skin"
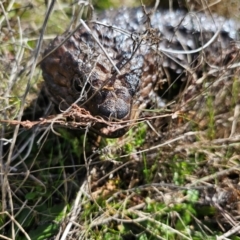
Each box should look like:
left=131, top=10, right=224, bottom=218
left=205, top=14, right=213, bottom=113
left=40, top=7, right=239, bottom=137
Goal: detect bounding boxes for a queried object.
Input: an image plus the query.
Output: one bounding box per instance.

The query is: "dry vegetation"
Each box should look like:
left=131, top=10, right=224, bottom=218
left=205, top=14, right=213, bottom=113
left=1, top=0, right=240, bottom=239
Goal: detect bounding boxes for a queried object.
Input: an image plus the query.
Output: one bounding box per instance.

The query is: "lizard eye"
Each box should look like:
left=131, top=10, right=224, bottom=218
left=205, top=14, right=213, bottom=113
left=73, top=75, right=83, bottom=92
left=72, top=74, right=91, bottom=102
left=72, top=74, right=91, bottom=93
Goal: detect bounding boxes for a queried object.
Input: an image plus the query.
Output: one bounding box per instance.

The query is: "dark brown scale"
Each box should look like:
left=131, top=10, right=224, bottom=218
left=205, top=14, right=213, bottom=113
left=40, top=7, right=239, bottom=137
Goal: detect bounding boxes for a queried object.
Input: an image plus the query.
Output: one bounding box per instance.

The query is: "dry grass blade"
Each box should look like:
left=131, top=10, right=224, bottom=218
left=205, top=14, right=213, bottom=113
left=0, top=211, right=31, bottom=240
left=60, top=180, right=88, bottom=240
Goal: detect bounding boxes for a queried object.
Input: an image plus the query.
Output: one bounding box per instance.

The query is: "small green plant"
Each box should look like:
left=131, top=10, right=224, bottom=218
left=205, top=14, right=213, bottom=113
left=124, top=122, right=147, bottom=153
left=232, top=77, right=240, bottom=105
